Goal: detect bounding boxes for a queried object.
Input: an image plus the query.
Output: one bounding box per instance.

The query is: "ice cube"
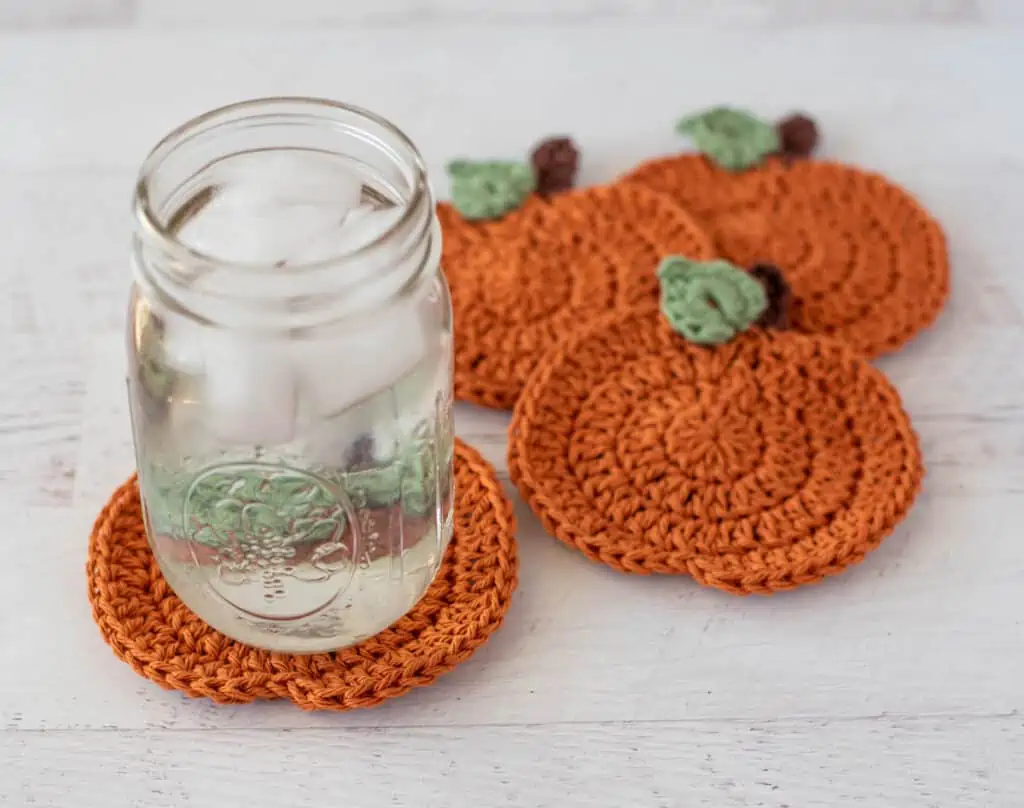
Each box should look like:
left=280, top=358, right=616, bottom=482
left=178, top=189, right=353, bottom=266
left=160, top=307, right=205, bottom=375
left=291, top=203, right=436, bottom=418
left=164, top=151, right=433, bottom=441
left=277, top=205, right=415, bottom=327
left=296, top=296, right=428, bottom=420
left=176, top=151, right=365, bottom=265
left=340, top=203, right=406, bottom=246
left=201, top=328, right=298, bottom=446
left=217, top=151, right=364, bottom=208
left=285, top=205, right=406, bottom=271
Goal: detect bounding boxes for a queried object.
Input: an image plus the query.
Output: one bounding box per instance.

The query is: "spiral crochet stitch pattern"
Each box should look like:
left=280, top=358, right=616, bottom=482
left=441, top=183, right=716, bottom=410
left=87, top=440, right=518, bottom=710
left=509, top=306, right=923, bottom=594
left=622, top=154, right=949, bottom=357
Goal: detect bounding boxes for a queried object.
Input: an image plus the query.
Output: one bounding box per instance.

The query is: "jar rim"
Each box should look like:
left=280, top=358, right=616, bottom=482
left=133, top=96, right=430, bottom=276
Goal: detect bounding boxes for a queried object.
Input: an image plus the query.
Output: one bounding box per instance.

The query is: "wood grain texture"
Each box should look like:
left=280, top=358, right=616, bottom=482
left=978, top=0, right=1024, bottom=21
left=7, top=0, right=1020, bottom=31
left=0, top=28, right=1019, bottom=174
left=0, top=0, right=988, bottom=29
left=132, top=0, right=983, bottom=26
left=5, top=717, right=1023, bottom=807
left=0, top=22, right=1020, bottom=808
left=0, top=0, right=132, bottom=28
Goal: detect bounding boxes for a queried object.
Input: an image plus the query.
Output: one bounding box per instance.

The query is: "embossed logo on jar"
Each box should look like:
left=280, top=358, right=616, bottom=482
left=183, top=463, right=357, bottom=620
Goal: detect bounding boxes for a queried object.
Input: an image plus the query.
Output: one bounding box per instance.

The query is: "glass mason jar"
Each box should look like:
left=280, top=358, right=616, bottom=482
left=127, top=98, right=454, bottom=653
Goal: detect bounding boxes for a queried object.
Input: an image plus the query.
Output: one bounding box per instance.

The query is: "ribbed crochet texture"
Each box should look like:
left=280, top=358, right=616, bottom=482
left=509, top=306, right=924, bottom=594
left=439, top=184, right=715, bottom=410
left=87, top=439, right=518, bottom=710
left=622, top=155, right=949, bottom=357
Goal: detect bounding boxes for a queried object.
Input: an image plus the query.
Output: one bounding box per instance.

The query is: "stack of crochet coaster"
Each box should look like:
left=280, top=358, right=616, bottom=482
left=442, top=109, right=945, bottom=593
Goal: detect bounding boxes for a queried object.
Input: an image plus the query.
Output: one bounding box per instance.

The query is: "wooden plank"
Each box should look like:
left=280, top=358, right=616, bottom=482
left=5, top=717, right=1022, bottom=806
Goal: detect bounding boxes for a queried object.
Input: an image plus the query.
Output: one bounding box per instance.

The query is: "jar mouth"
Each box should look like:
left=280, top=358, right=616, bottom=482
left=133, top=96, right=430, bottom=275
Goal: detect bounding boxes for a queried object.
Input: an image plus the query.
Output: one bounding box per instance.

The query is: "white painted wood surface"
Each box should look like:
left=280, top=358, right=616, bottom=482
left=2, top=9, right=1023, bottom=807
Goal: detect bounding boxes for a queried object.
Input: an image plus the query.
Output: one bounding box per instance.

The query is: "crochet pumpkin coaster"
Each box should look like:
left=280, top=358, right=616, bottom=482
left=622, top=154, right=949, bottom=357
left=441, top=184, right=716, bottom=409
left=87, top=440, right=518, bottom=710
left=509, top=306, right=923, bottom=594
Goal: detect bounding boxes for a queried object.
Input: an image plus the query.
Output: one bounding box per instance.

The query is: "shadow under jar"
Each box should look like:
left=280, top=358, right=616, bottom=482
left=127, top=98, right=454, bottom=653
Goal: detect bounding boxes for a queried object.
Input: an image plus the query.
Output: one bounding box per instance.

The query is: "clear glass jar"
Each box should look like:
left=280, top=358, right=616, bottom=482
left=127, top=98, right=454, bottom=653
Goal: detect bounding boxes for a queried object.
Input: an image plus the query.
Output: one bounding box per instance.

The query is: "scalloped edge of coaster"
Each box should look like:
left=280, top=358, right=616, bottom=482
left=442, top=183, right=717, bottom=410
left=509, top=305, right=924, bottom=594
left=87, top=439, right=518, bottom=711
left=620, top=153, right=950, bottom=358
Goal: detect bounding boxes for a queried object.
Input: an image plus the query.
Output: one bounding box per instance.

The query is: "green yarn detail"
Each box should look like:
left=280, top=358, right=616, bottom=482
left=343, top=445, right=436, bottom=518
left=658, top=257, right=768, bottom=345
left=142, top=465, right=347, bottom=550
left=447, top=159, right=536, bottom=221
left=141, top=441, right=439, bottom=549
left=676, top=107, right=780, bottom=172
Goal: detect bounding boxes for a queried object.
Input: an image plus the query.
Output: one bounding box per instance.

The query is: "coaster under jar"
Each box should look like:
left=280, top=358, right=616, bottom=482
left=87, top=439, right=518, bottom=711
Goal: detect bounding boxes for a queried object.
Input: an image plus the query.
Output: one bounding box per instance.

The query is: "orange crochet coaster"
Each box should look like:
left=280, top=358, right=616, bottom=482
left=509, top=307, right=924, bottom=594
left=87, top=440, right=518, bottom=710
left=440, top=184, right=716, bottom=410
left=622, top=155, right=949, bottom=357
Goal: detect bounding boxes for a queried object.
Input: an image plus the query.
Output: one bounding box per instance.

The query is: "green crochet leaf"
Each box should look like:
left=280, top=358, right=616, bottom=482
left=658, top=257, right=768, bottom=345
left=676, top=107, right=780, bottom=172
left=447, top=159, right=535, bottom=221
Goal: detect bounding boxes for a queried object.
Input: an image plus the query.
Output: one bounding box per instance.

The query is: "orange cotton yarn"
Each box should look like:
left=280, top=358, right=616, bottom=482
left=622, top=154, right=949, bottom=357
left=509, top=306, right=924, bottom=594
left=87, top=439, right=518, bottom=710
left=440, top=184, right=715, bottom=410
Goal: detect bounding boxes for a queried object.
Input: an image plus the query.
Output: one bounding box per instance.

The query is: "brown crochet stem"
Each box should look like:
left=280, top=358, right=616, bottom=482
left=777, top=113, right=819, bottom=159
left=750, top=263, right=792, bottom=329
left=530, top=136, right=580, bottom=195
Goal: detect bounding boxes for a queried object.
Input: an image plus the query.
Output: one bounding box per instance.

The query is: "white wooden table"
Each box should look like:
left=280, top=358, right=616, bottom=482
left=2, top=4, right=1023, bottom=806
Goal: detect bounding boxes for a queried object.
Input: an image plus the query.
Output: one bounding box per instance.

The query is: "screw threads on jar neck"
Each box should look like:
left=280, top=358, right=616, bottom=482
left=132, top=97, right=436, bottom=332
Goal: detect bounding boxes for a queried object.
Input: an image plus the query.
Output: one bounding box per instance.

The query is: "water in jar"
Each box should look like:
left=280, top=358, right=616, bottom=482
left=128, top=149, right=454, bottom=653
